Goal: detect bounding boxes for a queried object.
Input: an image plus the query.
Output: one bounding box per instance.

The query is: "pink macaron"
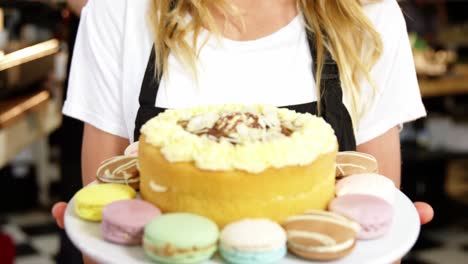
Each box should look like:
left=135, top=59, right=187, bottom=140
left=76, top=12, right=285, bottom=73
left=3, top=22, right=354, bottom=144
left=329, top=194, right=394, bottom=240
left=101, top=199, right=161, bottom=245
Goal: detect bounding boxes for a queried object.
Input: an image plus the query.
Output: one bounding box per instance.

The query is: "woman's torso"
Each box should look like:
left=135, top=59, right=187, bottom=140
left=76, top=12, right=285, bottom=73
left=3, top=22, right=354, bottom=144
left=64, top=0, right=426, bottom=146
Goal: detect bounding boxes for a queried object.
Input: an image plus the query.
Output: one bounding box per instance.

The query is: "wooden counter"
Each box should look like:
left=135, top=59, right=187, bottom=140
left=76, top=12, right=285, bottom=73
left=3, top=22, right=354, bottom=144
left=419, top=64, right=468, bottom=98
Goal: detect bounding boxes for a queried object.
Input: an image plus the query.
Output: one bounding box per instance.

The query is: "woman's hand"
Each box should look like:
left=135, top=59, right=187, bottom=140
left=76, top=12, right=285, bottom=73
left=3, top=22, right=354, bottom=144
left=52, top=202, right=67, bottom=229
left=52, top=201, right=98, bottom=264
left=415, top=201, right=434, bottom=224
left=357, top=127, right=434, bottom=226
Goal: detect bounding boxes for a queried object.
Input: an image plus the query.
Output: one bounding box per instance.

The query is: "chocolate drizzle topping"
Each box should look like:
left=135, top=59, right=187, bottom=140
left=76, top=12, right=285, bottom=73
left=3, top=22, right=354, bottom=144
left=179, top=111, right=300, bottom=144
left=281, top=126, right=293, bottom=137
left=177, top=120, right=189, bottom=129
left=208, top=113, right=262, bottom=138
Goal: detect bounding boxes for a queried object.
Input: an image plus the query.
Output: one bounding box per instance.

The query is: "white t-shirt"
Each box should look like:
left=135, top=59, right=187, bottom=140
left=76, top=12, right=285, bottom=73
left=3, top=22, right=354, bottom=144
left=63, top=0, right=426, bottom=144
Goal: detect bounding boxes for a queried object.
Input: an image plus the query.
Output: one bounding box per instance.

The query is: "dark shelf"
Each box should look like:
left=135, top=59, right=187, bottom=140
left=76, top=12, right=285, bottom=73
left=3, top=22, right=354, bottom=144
left=402, top=141, right=468, bottom=162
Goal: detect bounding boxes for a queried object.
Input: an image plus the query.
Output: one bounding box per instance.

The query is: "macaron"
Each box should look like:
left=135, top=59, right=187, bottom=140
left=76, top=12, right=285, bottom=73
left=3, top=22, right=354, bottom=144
left=336, top=173, right=396, bottom=204
left=219, top=219, right=287, bottom=264
left=284, top=210, right=359, bottom=261
left=336, top=151, right=378, bottom=178
left=143, top=213, right=219, bottom=264
left=96, top=156, right=139, bottom=190
left=124, top=141, right=139, bottom=156
left=329, top=194, right=394, bottom=240
left=74, top=183, right=136, bottom=221
left=101, top=200, right=161, bottom=245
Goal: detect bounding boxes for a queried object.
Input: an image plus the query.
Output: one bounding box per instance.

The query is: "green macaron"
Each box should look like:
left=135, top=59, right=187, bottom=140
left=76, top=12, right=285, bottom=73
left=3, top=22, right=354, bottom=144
left=143, top=213, right=219, bottom=264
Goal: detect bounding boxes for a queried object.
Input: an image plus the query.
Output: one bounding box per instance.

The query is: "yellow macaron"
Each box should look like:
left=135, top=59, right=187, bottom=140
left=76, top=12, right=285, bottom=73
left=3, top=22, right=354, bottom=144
left=74, top=183, right=136, bottom=221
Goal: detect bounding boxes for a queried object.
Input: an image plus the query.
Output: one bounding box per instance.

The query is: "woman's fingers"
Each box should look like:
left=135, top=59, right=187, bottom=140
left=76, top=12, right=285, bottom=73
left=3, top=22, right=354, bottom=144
left=414, top=202, right=434, bottom=225
left=51, top=202, right=68, bottom=229
left=51, top=201, right=433, bottom=229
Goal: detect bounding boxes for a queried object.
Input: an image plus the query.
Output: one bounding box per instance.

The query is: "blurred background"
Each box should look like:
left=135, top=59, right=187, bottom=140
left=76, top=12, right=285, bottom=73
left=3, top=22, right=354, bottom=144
left=0, top=0, right=466, bottom=263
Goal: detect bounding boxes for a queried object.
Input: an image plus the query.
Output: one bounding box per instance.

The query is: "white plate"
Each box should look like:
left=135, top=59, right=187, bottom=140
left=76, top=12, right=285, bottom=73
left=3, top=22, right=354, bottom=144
left=65, top=190, right=420, bottom=264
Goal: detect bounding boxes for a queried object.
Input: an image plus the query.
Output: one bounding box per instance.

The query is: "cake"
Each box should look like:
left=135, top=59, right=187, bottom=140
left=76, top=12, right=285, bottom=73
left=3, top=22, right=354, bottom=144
left=138, top=105, right=338, bottom=227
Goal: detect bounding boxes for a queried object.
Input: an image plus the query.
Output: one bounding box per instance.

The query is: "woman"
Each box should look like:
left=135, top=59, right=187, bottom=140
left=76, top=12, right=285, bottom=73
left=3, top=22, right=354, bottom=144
left=53, top=0, right=433, bottom=256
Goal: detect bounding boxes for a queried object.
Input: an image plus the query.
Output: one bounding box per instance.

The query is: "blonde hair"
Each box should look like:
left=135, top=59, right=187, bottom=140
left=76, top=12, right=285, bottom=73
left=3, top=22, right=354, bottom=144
left=149, top=0, right=383, bottom=125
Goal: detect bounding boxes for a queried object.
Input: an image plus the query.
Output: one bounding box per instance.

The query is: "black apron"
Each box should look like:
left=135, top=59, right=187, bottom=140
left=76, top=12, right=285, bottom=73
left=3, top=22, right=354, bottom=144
left=133, top=31, right=356, bottom=151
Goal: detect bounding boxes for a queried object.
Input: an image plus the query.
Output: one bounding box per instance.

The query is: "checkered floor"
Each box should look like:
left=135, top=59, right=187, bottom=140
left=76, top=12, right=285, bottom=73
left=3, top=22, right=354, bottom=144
left=1, top=207, right=467, bottom=264
left=1, top=209, right=59, bottom=264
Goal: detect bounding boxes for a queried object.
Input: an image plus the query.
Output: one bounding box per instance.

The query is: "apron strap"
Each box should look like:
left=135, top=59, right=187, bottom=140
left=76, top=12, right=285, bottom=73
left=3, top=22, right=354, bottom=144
left=134, top=2, right=177, bottom=141
left=133, top=46, right=165, bottom=141
left=306, top=31, right=356, bottom=151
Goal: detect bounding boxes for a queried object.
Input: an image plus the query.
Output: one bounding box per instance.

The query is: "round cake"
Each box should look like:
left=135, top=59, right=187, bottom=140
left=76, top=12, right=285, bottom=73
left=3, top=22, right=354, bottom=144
left=138, top=105, right=338, bottom=227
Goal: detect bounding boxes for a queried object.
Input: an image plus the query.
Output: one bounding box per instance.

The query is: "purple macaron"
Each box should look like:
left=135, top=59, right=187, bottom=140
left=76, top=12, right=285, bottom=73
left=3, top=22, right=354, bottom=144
left=329, top=194, right=394, bottom=240
left=101, top=199, right=161, bottom=245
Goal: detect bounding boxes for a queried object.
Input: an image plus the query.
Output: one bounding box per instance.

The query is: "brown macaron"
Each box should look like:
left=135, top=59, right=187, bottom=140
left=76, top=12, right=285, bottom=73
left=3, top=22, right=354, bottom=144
left=336, top=151, right=378, bottom=178
left=96, top=156, right=139, bottom=190
left=284, top=210, right=360, bottom=261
